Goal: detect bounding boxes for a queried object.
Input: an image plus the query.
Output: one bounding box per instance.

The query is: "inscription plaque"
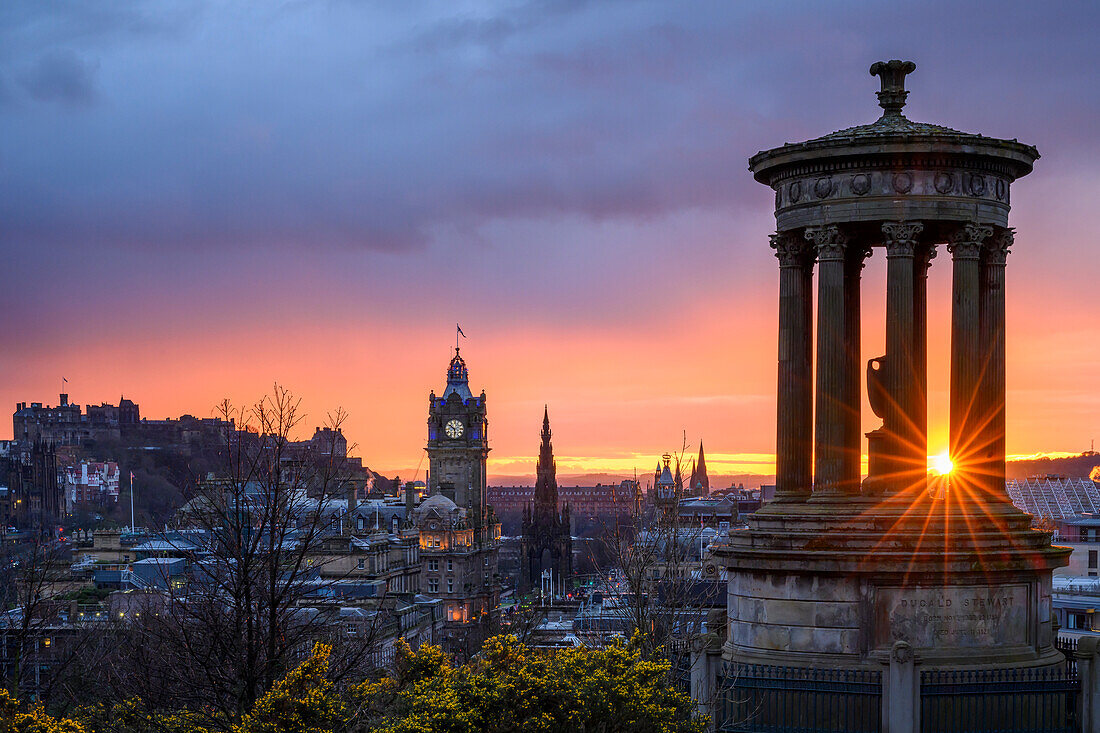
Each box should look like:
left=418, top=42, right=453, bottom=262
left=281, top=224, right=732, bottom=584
left=873, top=584, right=1029, bottom=649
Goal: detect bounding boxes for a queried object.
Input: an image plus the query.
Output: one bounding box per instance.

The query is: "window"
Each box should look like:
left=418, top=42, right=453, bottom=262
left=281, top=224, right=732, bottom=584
left=447, top=578, right=454, bottom=593
left=392, top=516, right=400, bottom=533
left=347, top=624, right=357, bottom=636
left=428, top=560, right=439, bottom=572
left=1090, top=550, right=1097, bottom=569
left=447, top=559, right=453, bottom=572
left=428, top=579, right=439, bottom=593
left=357, top=559, right=365, bottom=570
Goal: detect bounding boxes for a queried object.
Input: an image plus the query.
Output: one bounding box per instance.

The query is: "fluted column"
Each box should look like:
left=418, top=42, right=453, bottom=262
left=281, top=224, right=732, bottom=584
left=882, top=221, right=924, bottom=493
left=914, top=242, right=936, bottom=491
left=772, top=232, right=814, bottom=502
left=980, top=228, right=1012, bottom=501
left=844, top=241, right=871, bottom=494
left=948, top=222, right=994, bottom=496
left=808, top=225, right=861, bottom=497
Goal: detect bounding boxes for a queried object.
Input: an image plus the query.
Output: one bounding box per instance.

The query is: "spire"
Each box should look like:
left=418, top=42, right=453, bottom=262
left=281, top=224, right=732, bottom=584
left=443, top=347, right=473, bottom=400
left=533, top=407, right=560, bottom=525
left=695, top=440, right=710, bottom=496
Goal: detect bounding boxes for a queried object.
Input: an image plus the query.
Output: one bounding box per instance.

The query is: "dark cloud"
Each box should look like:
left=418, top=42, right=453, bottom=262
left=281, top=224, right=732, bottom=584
left=3, top=1, right=1099, bottom=257
left=17, top=49, right=97, bottom=105
left=0, top=0, right=1099, bottom=337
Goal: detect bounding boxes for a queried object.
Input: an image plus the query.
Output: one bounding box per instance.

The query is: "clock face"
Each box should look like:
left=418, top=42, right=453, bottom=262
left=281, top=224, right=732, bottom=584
left=445, top=419, right=464, bottom=438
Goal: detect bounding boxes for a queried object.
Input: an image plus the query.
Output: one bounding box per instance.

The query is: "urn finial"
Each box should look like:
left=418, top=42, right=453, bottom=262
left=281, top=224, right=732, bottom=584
left=869, top=59, right=916, bottom=117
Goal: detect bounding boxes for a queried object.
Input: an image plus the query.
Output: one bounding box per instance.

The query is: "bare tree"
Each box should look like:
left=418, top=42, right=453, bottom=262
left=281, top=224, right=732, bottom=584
left=82, top=385, right=390, bottom=728
left=584, top=438, right=725, bottom=702
left=0, top=516, right=119, bottom=708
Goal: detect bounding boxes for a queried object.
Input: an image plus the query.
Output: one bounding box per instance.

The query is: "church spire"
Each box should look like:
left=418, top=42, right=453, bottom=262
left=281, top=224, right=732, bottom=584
left=694, top=440, right=710, bottom=496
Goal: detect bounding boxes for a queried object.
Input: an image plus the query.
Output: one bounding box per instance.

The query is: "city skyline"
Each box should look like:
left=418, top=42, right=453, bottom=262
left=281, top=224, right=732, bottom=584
left=3, top=2, right=1098, bottom=480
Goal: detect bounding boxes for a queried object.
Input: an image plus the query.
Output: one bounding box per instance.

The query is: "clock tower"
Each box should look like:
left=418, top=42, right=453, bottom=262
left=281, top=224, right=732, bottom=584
left=424, top=347, right=501, bottom=653
left=426, top=347, right=491, bottom=542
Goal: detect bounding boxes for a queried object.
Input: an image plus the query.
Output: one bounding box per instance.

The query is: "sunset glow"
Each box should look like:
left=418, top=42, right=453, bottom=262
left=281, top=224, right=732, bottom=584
left=2, top=4, right=1097, bottom=484
left=931, top=452, right=955, bottom=476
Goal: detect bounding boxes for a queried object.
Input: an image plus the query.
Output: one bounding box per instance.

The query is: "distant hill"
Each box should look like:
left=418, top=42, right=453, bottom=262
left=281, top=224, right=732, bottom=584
left=1007, top=453, right=1100, bottom=480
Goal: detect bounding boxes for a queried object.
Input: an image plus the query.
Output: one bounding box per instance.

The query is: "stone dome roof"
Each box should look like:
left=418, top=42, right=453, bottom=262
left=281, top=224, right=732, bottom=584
left=748, top=59, right=1038, bottom=185
left=415, top=492, right=459, bottom=519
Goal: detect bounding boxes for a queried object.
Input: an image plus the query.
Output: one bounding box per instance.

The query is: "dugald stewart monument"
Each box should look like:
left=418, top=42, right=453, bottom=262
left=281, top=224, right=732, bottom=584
left=712, top=60, right=1072, bottom=728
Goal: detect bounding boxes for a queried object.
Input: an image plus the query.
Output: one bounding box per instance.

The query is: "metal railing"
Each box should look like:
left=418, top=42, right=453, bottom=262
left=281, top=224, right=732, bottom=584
left=718, top=663, right=882, bottom=732
left=920, top=667, right=1079, bottom=733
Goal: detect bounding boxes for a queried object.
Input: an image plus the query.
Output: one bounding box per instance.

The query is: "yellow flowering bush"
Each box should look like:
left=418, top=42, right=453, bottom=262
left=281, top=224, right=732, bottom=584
left=236, top=644, right=346, bottom=733
left=0, top=688, right=86, bottom=733
left=369, top=635, right=707, bottom=733
left=5, top=636, right=705, bottom=733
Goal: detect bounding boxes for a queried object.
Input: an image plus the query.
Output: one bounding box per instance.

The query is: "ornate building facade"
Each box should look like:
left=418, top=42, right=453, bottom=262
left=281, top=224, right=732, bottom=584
left=652, top=453, right=682, bottom=517
left=424, top=348, right=501, bottom=654
left=520, top=408, right=572, bottom=593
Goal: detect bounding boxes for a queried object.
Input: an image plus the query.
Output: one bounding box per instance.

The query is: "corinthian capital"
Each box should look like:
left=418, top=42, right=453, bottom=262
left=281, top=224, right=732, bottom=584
left=770, top=231, right=809, bottom=267
left=985, top=227, right=1014, bottom=266
left=804, top=225, right=848, bottom=262
left=882, top=221, right=924, bottom=257
left=917, top=243, right=938, bottom=270
left=947, top=222, right=993, bottom=260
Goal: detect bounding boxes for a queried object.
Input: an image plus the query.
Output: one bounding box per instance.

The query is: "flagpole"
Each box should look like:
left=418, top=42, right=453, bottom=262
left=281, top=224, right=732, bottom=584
left=130, top=471, right=136, bottom=532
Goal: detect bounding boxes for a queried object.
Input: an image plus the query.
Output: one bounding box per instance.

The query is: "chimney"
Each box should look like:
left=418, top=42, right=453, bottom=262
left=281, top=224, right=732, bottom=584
left=405, top=482, right=416, bottom=516
left=347, top=485, right=358, bottom=513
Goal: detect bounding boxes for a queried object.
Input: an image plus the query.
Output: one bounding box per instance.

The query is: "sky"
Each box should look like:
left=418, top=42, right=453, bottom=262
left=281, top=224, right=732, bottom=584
left=2, top=1, right=1099, bottom=484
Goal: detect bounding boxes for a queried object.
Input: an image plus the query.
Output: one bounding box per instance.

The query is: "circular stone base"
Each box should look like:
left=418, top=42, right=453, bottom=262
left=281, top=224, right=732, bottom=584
left=713, top=491, right=1070, bottom=671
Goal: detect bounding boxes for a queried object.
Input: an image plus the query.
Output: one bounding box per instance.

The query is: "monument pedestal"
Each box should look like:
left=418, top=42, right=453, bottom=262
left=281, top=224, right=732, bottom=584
left=716, top=491, right=1070, bottom=671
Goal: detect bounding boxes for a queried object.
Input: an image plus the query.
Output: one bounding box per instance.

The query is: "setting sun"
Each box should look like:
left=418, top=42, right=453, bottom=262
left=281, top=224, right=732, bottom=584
left=931, top=452, right=954, bottom=475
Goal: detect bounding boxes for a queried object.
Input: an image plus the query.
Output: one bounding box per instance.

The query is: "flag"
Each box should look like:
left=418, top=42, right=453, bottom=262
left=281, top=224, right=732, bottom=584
left=457, top=324, right=466, bottom=338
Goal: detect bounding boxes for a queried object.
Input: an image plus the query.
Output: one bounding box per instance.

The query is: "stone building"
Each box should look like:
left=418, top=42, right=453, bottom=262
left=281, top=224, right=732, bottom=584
left=13, top=395, right=83, bottom=445
left=64, top=460, right=120, bottom=506
left=519, top=408, right=572, bottom=593
left=1, top=441, right=63, bottom=529
left=652, top=453, right=682, bottom=518
left=423, top=348, right=501, bottom=654
left=489, top=481, right=639, bottom=533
